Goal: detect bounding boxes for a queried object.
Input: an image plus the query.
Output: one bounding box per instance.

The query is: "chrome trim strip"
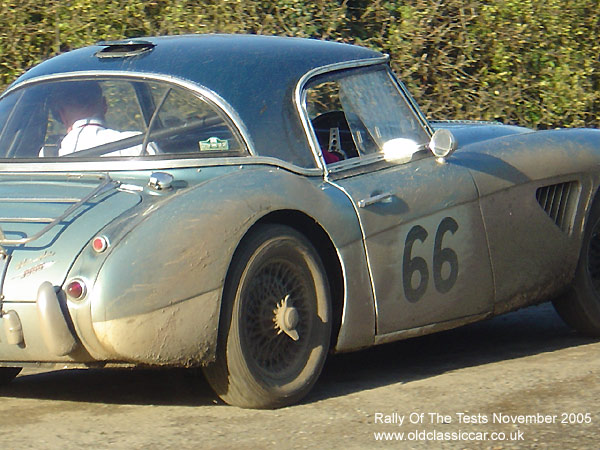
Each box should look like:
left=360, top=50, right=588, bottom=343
left=294, top=56, right=389, bottom=172
left=0, top=156, right=323, bottom=176
left=390, top=74, right=434, bottom=137
left=0, top=172, right=106, bottom=178
left=326, top=145, right=429, bottom=175
left=0, top=198, right=81, bottom=203
left=324, top=179, right=380, bottom=331
left=0, top=218, right=55, bottom=223
left=326, top=152, right=386, bottom=173
left=2, top=70, right=256, bottom=156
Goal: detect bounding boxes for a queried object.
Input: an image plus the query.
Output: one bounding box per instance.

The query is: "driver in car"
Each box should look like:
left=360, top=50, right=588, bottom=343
left=40, top=80, right=155, bottom=157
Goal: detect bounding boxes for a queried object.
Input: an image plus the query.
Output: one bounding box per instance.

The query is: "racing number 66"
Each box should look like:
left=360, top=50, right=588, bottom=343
left=402, top=217, right=459, bottom=303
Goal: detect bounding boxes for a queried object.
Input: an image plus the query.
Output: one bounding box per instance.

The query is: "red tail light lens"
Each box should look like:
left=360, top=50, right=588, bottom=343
left=92, top=236, right=109, bottom=253
left=66, top=279, right=86, bottom=300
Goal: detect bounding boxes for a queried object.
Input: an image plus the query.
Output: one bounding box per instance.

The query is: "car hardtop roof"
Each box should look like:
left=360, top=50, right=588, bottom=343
left=14, top=34, right=384, bottom=88
left=9, top=34, right=388, bottom=169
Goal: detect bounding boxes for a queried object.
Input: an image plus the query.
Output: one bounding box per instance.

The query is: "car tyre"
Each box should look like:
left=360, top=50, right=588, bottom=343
left=554, top=198, right=600, bottom=335
left=203, top=224, right=331, bottom=408
left=0, top=367, right=22, bottom=386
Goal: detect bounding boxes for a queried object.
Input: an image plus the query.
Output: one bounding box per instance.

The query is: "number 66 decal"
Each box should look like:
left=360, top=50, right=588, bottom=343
left=403, top=217, right=459, bottom=303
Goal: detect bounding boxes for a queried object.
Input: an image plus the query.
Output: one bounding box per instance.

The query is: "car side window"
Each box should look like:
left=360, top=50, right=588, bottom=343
left=305, top=68, right=430, bottom=166
left=147, top=84, right=243, bottom=155
left=0, top=78, right=245, bottom=159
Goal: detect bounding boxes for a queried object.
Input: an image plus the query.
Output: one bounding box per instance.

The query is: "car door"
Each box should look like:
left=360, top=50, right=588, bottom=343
left=303, top=66, right=494, bottom=336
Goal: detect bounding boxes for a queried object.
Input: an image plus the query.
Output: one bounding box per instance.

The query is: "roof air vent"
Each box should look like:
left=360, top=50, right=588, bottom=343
left=95, top=40, right=155, bottom=58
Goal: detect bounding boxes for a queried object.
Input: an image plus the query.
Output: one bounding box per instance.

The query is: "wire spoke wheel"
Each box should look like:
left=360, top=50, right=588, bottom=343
left=242, top=258, right=314, bottom=379
left=203, top=225, right=331, bottom=409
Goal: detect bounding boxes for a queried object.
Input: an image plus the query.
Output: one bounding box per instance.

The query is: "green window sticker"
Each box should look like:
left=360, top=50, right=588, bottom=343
left=199, top=137, right=229, bottom=151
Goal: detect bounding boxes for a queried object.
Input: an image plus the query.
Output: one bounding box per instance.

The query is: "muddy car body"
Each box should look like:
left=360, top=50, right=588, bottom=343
left=1, top=35, right=600, bottom=408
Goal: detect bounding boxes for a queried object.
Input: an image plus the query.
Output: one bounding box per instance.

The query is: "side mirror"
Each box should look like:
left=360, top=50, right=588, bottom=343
left=429, top=128, right=457, bottom=163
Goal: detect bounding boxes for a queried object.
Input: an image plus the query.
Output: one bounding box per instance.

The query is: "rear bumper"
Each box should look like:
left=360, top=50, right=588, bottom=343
left=0, top=284, right=220, bottom=367
left=0, top=283, right=91, bottom=363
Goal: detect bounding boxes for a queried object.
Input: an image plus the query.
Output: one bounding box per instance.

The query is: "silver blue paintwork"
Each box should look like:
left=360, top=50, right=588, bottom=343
left=0, top=35, right=599, bottom=401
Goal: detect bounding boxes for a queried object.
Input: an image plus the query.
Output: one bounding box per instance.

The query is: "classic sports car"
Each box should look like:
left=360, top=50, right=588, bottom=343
left=0, top=34, right=599, bottom=409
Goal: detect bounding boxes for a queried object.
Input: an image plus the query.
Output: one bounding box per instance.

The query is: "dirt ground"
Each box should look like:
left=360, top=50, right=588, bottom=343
left=0, top=302, right=598, bottom=449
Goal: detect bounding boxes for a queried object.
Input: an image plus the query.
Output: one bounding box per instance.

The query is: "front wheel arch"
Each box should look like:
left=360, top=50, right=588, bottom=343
left=554, top=193, right=600, bottom=335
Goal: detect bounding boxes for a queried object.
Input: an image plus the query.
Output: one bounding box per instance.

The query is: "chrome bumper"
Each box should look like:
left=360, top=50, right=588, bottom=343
left=1, top=282, right=79, bottom=361
left=36, top=281, right=78, bottom=356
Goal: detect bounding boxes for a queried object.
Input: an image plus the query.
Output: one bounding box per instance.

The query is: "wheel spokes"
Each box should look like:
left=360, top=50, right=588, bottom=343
left=242, top=260, right=312, bottom=375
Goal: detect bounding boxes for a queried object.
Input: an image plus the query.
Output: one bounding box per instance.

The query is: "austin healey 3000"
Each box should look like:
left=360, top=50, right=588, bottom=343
left=0, top=34, right=599, bottom=408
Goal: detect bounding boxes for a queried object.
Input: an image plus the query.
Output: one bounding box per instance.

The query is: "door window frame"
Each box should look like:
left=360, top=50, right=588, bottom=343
left=297, top=61, right=433, bottom=176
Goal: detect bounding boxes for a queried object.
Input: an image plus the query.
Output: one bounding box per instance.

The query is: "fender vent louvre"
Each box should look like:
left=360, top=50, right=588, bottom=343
left=535, top=181, right=578, bottom=233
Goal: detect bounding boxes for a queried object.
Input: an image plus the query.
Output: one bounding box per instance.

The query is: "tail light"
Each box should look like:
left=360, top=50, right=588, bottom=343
left=66, top=279, right=87, bottom=300
left=92, top=236, right=109, bottom=253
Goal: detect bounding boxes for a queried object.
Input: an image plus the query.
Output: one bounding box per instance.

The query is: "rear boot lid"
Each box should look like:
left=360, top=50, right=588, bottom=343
left=0, top=172, right=141, bottom=301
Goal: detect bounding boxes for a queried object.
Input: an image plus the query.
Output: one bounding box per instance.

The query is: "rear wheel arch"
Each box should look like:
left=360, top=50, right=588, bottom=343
left=252, top=210, right=344, bottom=347
left=204, top=217, right=335, bottom=407
left=218, top=210, right=345, bottom=347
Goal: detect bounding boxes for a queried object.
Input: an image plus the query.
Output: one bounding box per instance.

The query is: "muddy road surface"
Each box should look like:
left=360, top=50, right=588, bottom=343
left=0, top=303, right=598, bottom=449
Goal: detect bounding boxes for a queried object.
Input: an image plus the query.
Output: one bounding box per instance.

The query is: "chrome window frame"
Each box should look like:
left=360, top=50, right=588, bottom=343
left=295, top=58, right=433, bottom=176
left=0, top=154, right=323, bottom=177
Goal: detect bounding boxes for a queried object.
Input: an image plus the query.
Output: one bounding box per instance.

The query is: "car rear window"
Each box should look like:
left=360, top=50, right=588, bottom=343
left=0, top=78, right=247, bottom=160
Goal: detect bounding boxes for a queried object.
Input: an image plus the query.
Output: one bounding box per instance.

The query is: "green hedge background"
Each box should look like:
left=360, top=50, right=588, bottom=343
left=1, top=0, right=599, bottom=129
